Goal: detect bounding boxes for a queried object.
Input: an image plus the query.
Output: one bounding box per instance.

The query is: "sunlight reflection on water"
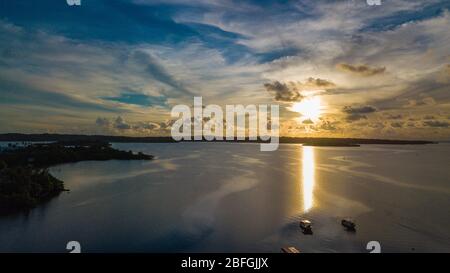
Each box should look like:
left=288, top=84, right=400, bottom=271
left=302, top=146, right=315, bottom=212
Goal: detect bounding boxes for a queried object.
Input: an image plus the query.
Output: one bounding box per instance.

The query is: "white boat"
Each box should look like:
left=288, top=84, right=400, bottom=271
left=299, top=219, right=313, bottom=234
left=281, top=246, right=300, bottom=253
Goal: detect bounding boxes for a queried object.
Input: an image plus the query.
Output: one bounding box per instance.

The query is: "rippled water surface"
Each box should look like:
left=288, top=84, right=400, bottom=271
left=0, top=143, right=449, bottom=252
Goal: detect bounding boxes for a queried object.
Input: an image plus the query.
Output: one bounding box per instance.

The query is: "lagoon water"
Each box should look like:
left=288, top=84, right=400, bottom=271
left=0, top=142, right=449, bottom=252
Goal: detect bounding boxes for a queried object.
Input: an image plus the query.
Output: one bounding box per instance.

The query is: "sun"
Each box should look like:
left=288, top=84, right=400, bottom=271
left=290, top=96, right=322, bottom=121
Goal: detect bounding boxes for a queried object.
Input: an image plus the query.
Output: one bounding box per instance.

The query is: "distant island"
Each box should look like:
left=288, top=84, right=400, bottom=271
left=0, top=133, right=437, bottom=146
left=0, top=140, right=153, bottom=214
left=302, top=142, right=360, bottom=147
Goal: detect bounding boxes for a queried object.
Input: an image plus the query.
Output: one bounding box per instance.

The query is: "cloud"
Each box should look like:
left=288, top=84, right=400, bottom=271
left=337, top=63, right=386, bottom=76
left=158, top=119, right=176, bottom=130
left=131, top=51, right=194, bottom=96
left=95, top=116, right=176, bottom=134
left=385, top=114, right=403, bottom=120
left=95, top=116, right=132, bottom=131
left=342, top=105, right=377, bottom=122
left=2, top=1, right=450, bottom=139
left=367, top=122, right=384, bottom=129
left=302, top=119, right=314, bottom=124
left=437, top=64, right=450, bottom=83
left=302, top=77, right=336, bottom=89
left=390, top=122, right=404, bottom=128
left=264, top=81, right=304, bottom=102
left=317, top=120, right=338, bottom=131
left=343, top=105, right=377, bottom=114
left=133, top=121, right=161, bottom=131
left=404, top=97, right=436, bottom=107
left=345, top=114, right=368, bottom=122
left=407, top=122, right=418, bottom=128
left=95, top=117, right=111, bottom=127
left=114, top=116, right=132, bottom=130
left=422, top=97, right=437, bottom=105
left=423, top=120, right=449, bottom=128
left=264, top=78, right=335, bottom=102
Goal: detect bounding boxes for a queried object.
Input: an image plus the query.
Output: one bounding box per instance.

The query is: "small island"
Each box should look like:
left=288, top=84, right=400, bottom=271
left=0, top=141, right=153, bottom=214
left=302, top=143, right=360, bottom=147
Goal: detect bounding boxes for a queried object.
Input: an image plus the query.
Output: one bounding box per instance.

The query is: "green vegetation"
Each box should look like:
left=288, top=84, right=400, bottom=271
left=0, top=141, right=153, bottom=214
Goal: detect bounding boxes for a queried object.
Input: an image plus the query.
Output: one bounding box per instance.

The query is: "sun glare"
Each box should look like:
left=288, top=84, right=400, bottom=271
left=291, top=96, right=322, bottom=121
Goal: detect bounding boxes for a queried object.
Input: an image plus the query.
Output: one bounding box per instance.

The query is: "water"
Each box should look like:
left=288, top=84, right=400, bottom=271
left=0, top=142, right=449, bottom=253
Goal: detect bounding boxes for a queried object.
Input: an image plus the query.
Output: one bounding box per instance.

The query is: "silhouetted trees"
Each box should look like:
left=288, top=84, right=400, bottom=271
left=0, top=166, right=64, bottom=211
left=0, top=141, right=153, bottom=214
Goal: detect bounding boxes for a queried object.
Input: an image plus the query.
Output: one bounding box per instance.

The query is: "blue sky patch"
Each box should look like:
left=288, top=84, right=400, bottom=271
left=102, top=92, right=167, bottom=107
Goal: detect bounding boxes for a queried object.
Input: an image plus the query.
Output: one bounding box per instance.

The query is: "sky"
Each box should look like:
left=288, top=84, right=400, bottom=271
left=0, top=0, right=449, bottom=140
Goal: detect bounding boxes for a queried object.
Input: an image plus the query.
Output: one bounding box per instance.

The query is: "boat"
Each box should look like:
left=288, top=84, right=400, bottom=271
left=299, top=219, right=313, bottom=234
left=341, top=218, right=356, bottom=231
left=281, top=246, right=300, bottom=253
